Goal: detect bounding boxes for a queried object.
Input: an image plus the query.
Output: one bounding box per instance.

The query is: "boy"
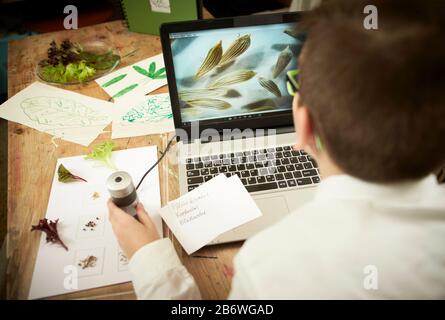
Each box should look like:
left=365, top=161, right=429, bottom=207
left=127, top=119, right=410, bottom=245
left=108, top=0, right=445, bottom=299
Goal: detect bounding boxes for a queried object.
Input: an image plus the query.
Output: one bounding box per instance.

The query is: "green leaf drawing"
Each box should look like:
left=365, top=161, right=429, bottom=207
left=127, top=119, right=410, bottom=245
left=133, top=65, right=150, bottom=77
left=122, top=94, right=172, bottom=123
left=149, top=62, right=156, bottom=74
left=112, top=83, right=139, bottom=99
left=152, top=67, right=166, bottom=79
left=132, top=62, right=166, bottom=79
left=21, top=96, right=107, bottom=127
left=102, top=74, right=127, bottom=87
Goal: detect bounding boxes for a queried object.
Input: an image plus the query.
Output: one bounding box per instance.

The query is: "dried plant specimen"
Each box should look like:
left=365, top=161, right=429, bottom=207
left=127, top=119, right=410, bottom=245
left=195, top=41, right=223, bottom=80
left=58, top=164, right=87, bottom=183
left=284, top=29, right=299, bottom=39
left=185, top=99, right=231, bottom=110
left=78, top=255, right=98, bottom=269
left=272, top=45, right=292, bottom=78
left=207, top=69, right=256, bottom=89
left=218, top=34, right=251, bottom=67
left=258, top=77, right=282, bottom=97
left=31, top=218, right=68, bottom=251
left=119, top=251, right=128, bottom=266
left=245, top=105, right=276, bottom=112
left=179, top=87, right=229, bottom=101
left=82, top=218, right=100, bottom=232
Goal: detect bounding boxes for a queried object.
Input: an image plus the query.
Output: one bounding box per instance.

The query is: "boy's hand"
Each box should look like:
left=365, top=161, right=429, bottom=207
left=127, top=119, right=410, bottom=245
left=108, top=199, right=160, bottom=259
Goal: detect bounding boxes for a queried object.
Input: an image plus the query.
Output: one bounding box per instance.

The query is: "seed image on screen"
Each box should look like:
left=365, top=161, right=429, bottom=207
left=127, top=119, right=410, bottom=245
left=169, top=23, right=303, bottom=123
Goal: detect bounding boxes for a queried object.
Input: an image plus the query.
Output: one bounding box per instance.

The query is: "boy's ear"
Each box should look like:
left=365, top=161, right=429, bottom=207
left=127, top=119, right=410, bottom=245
left=293, top=96, right=316, bottom=153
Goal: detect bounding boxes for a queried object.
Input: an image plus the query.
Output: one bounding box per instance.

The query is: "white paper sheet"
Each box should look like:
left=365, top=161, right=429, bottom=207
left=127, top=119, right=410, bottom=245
left=0, top=82, right=114, bottom=146
left=112, top=93, right=174, bottom=139
left=29, top=146, right=163, bottom=299
left=160, top=174, right=262, bottom=254
left=95, top=54, right=167, bottom=101
left=150, top=0, right=171, bottom=13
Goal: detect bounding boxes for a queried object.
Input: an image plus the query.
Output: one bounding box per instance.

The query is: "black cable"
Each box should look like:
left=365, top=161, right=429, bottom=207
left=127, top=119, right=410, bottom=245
left=135, top=135, right=177, bottom=190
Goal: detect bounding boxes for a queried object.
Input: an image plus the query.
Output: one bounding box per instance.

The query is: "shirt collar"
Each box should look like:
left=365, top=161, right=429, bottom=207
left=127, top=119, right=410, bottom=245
left=314, top=174, right=441, bottom=202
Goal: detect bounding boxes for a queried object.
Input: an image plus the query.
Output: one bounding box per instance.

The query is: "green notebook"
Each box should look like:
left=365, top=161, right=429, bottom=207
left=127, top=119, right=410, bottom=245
left=121, top=0, right=202, bottom=36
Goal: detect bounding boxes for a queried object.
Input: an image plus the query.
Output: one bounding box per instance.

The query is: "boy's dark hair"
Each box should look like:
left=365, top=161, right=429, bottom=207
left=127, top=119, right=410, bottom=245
left=299, top=0, right=445, bottom=182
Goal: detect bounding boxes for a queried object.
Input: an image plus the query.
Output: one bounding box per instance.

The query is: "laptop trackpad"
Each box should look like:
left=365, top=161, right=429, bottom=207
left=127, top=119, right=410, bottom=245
left=253, top=196, right=290, bottom=230
left=212, top=196, right=290, bottom=244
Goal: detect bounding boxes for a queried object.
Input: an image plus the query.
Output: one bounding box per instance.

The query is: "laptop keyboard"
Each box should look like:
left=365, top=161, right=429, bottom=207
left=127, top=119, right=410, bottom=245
left=185, top=145, right=321, bottom=193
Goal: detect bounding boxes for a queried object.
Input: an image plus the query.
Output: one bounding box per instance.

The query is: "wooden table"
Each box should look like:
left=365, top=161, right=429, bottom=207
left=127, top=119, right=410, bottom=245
left=6, top=18, right=241, bottom=300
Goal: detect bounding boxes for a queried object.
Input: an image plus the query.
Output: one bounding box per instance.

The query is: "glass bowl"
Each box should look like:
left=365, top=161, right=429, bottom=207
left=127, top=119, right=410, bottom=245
left=36, top=40, right=121, bottom=85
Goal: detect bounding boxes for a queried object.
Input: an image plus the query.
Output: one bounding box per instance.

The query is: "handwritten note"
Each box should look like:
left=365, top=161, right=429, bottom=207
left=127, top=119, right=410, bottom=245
left=160, top=174, right=262, bottom=254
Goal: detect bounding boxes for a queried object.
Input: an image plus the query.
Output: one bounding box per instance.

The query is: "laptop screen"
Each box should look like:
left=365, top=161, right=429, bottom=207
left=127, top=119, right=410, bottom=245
left=168, top=21, right=302, bottom=127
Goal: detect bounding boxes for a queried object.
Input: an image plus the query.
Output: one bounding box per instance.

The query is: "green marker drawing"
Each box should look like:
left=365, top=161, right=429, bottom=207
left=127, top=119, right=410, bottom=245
left=152, top=67, right=166, bottom=79
left=112, top=83, right=138, bottom=99
left=121, top=95, right=172, bottom=123
left=148, top=62, right=156, bottom=74
left=102, top=74, right=127, bottom=87
left=133, top=65, right=150, bottom=77
left=133, top=62, right=166, bottom=79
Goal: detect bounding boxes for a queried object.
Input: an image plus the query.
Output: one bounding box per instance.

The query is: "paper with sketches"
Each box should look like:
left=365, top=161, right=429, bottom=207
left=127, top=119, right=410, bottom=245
left=0, top=82, right=114, bottom=146
left=95, top=54, right=167, bottom=101
left=29, top=146, right=163, bottom=299
left=112, top=93, right=174, bottom=139
left=150, top=0, right=171, bottom=13
left=160, top=174, right=262, bottom=254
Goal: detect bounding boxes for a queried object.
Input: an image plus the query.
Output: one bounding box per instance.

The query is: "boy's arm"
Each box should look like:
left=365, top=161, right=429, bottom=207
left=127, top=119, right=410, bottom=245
left=130, top=238, right=201, bottom=299
left=228, top=265, right=254, bottom=299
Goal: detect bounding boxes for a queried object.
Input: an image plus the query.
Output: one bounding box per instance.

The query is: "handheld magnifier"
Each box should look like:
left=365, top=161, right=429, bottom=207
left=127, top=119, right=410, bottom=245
left=107, top=171, right=139, bottom=217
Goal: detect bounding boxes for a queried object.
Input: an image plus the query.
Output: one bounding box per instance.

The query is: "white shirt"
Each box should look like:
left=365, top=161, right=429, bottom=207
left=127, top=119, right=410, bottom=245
left=129, top=174, right=445, bottom=299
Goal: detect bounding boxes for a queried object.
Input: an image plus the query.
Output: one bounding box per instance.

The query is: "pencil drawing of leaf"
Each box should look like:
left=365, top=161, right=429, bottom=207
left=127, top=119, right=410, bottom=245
left=112, top=83, right=138, bottom=98
left=133, top=65, right=150, bottom=77
left=21, top=97, right=107, bottom=127
left=101, top=74, right=127, bottom=87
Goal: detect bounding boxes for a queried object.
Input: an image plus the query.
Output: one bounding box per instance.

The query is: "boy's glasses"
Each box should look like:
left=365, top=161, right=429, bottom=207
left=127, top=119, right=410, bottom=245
left=286, top=69, right=300, bottom=97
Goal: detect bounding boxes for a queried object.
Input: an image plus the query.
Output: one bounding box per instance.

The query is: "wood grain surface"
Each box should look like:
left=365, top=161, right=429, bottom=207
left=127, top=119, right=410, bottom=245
left=7, top=16, right=241, bottom=300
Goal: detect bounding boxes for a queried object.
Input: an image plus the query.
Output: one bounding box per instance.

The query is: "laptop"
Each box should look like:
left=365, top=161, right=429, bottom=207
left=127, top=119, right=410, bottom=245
left=160, top=12, right=319, bottom=244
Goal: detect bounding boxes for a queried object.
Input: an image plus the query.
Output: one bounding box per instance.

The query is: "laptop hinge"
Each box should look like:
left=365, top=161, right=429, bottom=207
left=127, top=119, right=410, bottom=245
left=178, top=126, right=295, bottom=144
